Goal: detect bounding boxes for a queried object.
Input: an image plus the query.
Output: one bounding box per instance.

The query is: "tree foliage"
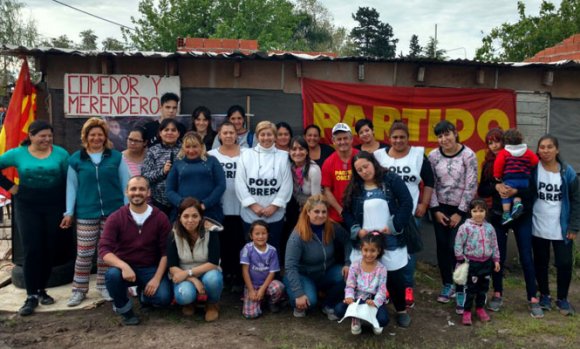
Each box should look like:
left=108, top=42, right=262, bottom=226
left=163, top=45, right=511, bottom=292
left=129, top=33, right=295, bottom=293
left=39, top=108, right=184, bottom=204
left=102, top=37, right=126, bottom=51
left=350, top=7, right=398, bottom=58
left=408, top=34, right=423, bottom=58
left=78, top=30, right=98, bottom=50
left=123, top=0, right=342, bottom=52
left=424, top=36, right=446, bottom=60
left=476, top=0, right=580, bottom=62
left=0, top=0, right=38, bottom=46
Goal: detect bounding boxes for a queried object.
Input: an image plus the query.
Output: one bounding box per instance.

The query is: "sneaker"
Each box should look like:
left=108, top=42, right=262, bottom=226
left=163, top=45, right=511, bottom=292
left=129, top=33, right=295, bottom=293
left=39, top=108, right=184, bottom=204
left=511, top=201, right=524, bottom=219
left=501, top=212, right=513, bottom=225
left=455, top=292, right=465, bottom=315
left=437, top=284, right=455, bottom=304
left=322, top=306, right=339, bottom=321
left=556, top=299, right=575, bottom=316
left=539, top=294, right=552, bottom=311
left=405, top=287, right=415, bottom=308
left=19, top=296, right=39, bottom=316
left=182, top=304, right=194, bottom=316
left=293, top=308, right=306, bottom=318
left=121, top=309, right=140, bottom=326
left=99, top=288, right=113, bottom=302
left=462, top=311, right=472, bottom=326
left=385, top=290, right=390, bottom=304
left=268, top=302, right=281, bottom=313
left=487, top=295, right=503, bottom=312
left=351, top=318, right=362, bottom=335
left=529, top=298, right=545, bottom=319
left=38, top=290, right=55, bottom=305
left=476, top=307, right=490, bottom=322
left=396, top=312, right=411, bottom=328
left=67, top=291, right=86, bottom=307
left=373, top=326, right=384, bottom=335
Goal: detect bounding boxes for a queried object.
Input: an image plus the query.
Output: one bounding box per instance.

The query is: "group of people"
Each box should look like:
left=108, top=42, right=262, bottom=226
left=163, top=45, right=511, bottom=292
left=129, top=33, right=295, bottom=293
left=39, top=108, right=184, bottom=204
left=1, top=91, right=576, bottom=334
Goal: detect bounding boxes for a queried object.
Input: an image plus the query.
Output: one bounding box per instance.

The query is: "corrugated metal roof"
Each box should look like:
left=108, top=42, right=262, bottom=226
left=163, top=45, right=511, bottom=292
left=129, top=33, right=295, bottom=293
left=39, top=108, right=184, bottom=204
left=2, top=44, right=580, bottom=68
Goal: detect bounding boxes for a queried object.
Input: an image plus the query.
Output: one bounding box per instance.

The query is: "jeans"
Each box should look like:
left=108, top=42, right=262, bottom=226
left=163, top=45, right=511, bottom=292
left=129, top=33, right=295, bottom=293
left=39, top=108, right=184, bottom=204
left=512, top=213, right=538, bottom=300
left=403, top=217, right=422, bottom=288
left=532, top=236, right=573, bottom=300
left=105, top=266, right=172, bottom=314
left=173, top=269, right=223, bottom=305
left=334, top=301, right=390, bottom=327
left=283, top=264, right=345, bottom=309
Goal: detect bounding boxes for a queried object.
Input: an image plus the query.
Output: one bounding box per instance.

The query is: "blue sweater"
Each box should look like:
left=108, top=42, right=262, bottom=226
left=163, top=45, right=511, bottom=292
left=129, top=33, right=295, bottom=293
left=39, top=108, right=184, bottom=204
left=166, top=155, right=226, bottom=222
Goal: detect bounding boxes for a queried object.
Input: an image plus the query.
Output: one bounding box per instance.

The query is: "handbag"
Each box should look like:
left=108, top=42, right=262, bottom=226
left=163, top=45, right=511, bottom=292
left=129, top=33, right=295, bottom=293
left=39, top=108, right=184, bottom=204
left=403, top=217, right=423, bottom=254
left=453, top=261, right=469, bottom=285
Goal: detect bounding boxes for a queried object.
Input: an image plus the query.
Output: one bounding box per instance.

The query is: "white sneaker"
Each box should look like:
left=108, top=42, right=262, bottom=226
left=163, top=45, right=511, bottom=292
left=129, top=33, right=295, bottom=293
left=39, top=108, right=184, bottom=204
left=99, top=288, right=113, bottom=301
left=67, top=291, right=86, bottom=307
left=293, top=308, right=306, bottom=318
left=373, top=326, right=384, bottom=335
left=351, top=318, right=362, bottom=335
left=322, top=306, right=339, bottom=321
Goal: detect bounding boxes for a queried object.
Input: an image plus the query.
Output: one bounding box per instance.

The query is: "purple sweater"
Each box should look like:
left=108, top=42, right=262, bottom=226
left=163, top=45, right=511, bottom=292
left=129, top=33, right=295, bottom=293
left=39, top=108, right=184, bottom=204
left=428, top=145, right=478, bottom=213
left=454, top=219, right=500, bottom=263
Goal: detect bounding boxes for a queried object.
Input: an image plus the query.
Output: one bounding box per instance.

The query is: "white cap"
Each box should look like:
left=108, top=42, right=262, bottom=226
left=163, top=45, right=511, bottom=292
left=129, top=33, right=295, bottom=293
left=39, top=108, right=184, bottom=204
left=332, top=123, right=351, bottom=135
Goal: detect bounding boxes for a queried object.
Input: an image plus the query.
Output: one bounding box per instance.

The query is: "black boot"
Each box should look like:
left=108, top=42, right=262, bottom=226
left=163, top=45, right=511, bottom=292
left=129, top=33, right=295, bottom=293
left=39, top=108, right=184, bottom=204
left=19, top=296, right=39, bottom=316
left=38, top=290, right=55, bottom=305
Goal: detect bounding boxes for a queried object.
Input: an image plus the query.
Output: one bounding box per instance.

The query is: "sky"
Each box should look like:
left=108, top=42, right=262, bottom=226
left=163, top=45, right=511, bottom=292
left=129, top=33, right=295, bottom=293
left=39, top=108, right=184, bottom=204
left=21, top=0, right=562, bottom=59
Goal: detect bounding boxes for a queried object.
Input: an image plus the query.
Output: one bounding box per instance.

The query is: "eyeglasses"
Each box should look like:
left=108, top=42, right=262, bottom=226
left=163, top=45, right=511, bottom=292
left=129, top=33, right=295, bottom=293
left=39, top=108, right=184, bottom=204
left=128, top=138, right=144, bottom=144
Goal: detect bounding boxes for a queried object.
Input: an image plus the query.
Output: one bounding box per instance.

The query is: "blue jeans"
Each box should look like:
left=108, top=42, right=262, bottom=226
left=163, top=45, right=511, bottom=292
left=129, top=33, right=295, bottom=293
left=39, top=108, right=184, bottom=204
left=283, top=264, right=345, bottom=309
left=173, top=269, right=223, bottom=305
left=501, top=178, right=529, bottom=205
left=334, top=301, right=390, bottom=327
left=105, top=266, right=172, bottom=314
left=403, top=216, right=422, bottom=288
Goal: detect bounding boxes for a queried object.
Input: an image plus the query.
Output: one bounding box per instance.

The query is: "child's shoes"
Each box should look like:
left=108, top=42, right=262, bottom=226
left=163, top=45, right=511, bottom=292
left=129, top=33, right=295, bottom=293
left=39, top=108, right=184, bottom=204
left=511, top=201, right=524, bottom=219
left=462, top=311, right=472, bottom=326
left=501, top=212, right=513, bottom=225
left=476, top=307, right=490, bottom=322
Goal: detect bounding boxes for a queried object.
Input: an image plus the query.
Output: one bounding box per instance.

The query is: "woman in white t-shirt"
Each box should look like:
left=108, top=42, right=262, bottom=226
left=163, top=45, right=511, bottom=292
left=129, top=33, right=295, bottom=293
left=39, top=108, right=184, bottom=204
left=208, top=122, right=245, bottom=288
left=374, top=121, right=434, bottom=308
left=530, top=134, right=579, bottom=316
left=342, top=151, right=414, bottom=327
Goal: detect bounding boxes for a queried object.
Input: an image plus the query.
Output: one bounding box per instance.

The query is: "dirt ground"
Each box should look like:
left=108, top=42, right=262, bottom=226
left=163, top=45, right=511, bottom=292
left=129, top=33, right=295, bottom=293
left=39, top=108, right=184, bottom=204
left=1, top=262, right=579, bottom=349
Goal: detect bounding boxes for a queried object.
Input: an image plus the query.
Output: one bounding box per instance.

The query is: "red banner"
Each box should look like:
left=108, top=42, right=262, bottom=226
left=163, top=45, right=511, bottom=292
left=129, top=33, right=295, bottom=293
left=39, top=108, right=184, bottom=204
left=301, top=78, right=516, bottom=166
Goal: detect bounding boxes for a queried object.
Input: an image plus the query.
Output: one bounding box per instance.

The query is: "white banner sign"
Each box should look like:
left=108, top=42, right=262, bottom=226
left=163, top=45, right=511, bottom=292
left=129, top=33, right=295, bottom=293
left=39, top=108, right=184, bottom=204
left=64, top=74, right=180, bottom=117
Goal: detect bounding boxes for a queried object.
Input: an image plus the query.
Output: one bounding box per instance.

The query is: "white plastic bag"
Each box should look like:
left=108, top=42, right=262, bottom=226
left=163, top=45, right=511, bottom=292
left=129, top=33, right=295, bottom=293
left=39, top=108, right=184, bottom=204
left=453, top=261, right=469, bottom=285
left=338, top=299, right=381, bottom=329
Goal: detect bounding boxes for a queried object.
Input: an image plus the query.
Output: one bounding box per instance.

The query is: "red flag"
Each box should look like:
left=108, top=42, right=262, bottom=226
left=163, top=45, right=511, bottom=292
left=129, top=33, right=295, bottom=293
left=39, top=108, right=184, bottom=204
left=0, top=58, right=37, bottom=194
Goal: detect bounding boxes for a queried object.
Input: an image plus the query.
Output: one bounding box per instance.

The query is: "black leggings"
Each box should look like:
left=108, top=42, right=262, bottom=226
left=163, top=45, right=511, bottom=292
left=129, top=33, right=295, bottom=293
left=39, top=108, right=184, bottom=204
left=387, top=267, right=407, bottom=312
left=532, top=236, right=573, bottom=300
left=464, top=260, right=493, bottom=310
left=219, top=215, right=245, bottom=281
left=14, top=199, right=62, bottom=295
left=432, top=205, right=465, bottom=288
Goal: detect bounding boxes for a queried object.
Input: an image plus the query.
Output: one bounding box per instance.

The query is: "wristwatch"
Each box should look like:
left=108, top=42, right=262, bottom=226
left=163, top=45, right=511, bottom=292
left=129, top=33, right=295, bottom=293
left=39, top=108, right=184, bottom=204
left=187, top=269, right=193, bottom=277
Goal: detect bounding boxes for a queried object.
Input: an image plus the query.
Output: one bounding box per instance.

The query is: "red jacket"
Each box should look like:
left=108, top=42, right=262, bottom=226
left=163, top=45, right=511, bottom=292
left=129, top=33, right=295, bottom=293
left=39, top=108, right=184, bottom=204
left=494, top=147, right=539, bottom=180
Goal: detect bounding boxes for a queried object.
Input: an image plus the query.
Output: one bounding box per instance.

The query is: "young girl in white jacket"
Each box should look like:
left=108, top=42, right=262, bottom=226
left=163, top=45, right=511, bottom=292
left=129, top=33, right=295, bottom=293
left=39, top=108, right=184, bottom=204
left=235, top=121, right=292, bottom=252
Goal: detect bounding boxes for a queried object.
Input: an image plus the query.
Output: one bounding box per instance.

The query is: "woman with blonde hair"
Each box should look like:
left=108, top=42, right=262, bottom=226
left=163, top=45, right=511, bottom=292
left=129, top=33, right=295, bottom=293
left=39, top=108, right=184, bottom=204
left=166, top=131, right=225, bottom=222
left=62, top=117, right=130, bottom=307
left=283, top=194, right=352, bottom=319
left=235, top=121, right=292, bottom=251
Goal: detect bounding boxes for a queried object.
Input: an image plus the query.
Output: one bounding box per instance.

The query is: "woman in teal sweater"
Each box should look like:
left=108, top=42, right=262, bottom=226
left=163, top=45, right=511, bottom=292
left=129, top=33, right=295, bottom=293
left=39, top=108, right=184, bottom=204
left=61, top=117, right=130, bottom=307
left=0, top=120, right=69, bottom=316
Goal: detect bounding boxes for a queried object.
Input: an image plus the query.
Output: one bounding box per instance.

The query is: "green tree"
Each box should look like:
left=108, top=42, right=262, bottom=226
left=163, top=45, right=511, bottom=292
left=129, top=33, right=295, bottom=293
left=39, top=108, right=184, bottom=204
left=102, top=37, right=126, bottom=51
left=124, top=0, right=312, bottom=52
left=476, top=0, right=580, bottom=61
left=0, top=0, right=38, bottom=47
left=424, top=36, right=446, bottom=60
left=350, top=7, right=397, bottom=58
left=291, top=0, right=346, bottom=52
left=78, top=30, right=98, bottom=50
left=408, top=34, right=423, bottom=58
left=49, top=35, right=75, bottom=49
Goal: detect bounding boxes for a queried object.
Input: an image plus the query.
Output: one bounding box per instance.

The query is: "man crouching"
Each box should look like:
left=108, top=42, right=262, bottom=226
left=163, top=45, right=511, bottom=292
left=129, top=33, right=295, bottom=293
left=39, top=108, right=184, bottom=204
left=99, top=175, right=172, bottom=325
